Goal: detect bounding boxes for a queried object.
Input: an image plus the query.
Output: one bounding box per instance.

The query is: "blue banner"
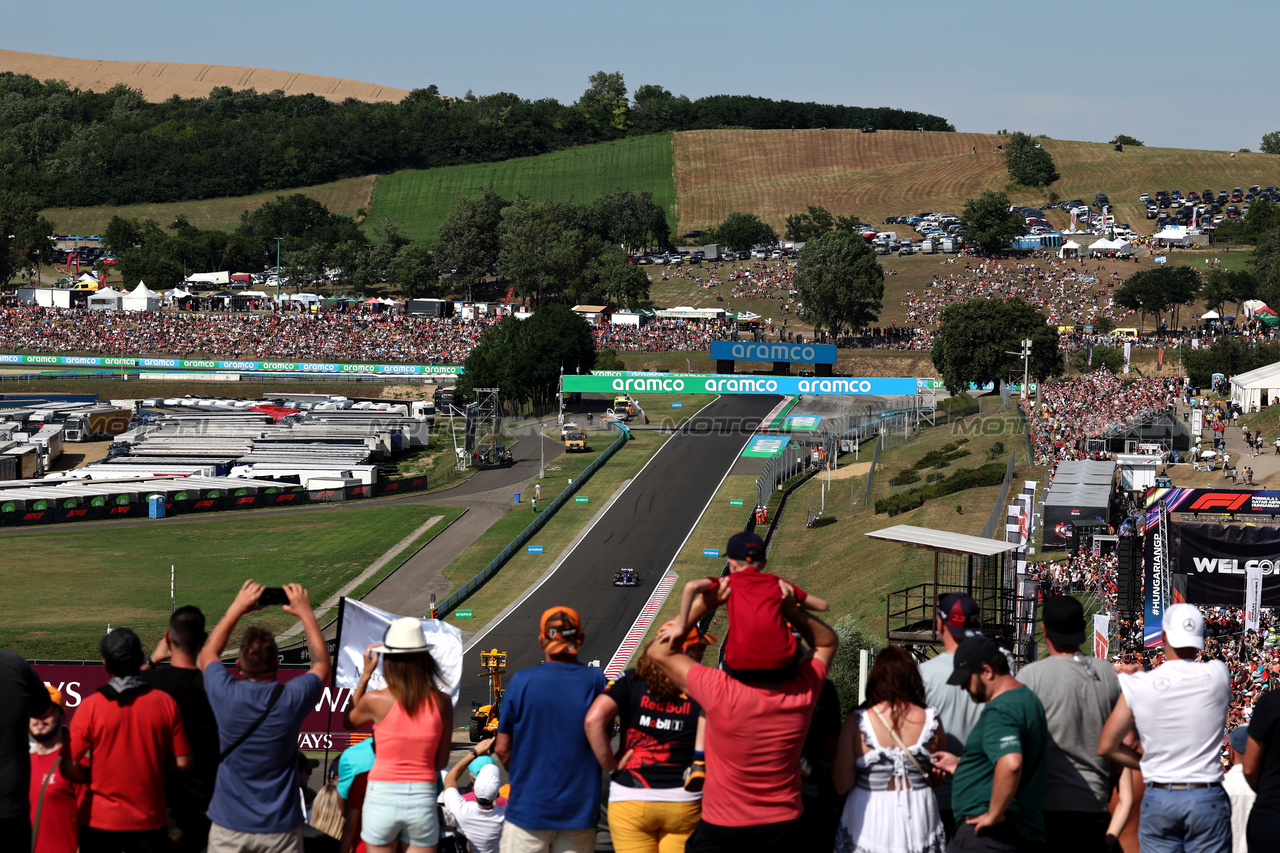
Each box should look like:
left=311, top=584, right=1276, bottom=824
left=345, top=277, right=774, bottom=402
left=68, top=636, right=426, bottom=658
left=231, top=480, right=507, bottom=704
left=566, top=372, right=917, bottom=397
left=710, top=341, right=838, bottom=365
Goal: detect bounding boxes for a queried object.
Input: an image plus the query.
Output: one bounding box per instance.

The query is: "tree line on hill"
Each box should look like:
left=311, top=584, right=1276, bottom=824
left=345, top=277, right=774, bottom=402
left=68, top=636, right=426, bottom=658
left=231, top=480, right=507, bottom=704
left=0, top=70, right=953, bottom=209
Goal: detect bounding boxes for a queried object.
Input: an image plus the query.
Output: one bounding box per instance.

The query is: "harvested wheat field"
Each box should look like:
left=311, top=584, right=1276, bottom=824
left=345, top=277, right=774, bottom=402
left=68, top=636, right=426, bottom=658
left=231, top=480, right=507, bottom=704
left=0, top=49, right=410, bottom=104
left=674, top=129, right=1276, bottom=237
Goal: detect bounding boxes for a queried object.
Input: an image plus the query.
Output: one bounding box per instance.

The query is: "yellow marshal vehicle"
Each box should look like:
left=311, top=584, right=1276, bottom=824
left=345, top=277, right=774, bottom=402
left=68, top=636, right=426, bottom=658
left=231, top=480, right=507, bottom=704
left=469, top=649, right=507, bottom=742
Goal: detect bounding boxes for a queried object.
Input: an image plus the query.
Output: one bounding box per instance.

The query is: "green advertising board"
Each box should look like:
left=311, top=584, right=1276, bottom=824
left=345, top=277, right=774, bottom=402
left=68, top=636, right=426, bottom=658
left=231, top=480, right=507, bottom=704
left=455, top=610, right=474, bottom=619
left=574, top=496, right=590, bottom=503
left=729, top=499, right=744, bottom=507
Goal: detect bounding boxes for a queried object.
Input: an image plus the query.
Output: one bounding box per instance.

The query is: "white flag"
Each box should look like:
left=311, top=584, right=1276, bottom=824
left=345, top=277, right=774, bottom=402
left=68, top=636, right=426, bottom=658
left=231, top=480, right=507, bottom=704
left=1093, top=614, right=1111, bottom=660
left=1246, top=568, right=1264, bottom=631
left=335, top=597, right=463, bottom=705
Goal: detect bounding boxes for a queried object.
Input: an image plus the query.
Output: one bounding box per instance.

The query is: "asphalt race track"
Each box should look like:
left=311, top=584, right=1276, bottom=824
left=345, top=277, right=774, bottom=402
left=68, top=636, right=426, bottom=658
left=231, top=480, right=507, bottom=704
left=457, top=393, right=780, bottom=709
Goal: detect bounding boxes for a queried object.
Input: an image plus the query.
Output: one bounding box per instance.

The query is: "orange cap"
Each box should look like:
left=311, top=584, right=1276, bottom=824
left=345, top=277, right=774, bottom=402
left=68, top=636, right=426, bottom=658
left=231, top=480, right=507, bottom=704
left=540, top=606, right=584, bottom=654
left=45, top=685, right=65, bottom=707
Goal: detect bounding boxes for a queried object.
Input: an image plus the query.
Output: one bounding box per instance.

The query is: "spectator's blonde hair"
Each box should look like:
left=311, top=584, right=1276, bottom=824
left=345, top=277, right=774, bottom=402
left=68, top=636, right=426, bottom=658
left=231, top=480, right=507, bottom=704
left=636, top=640, right=683, bottom=703
left=310, top=780, right=345, bottom=839
left=383, top=650, right=443, bottom=718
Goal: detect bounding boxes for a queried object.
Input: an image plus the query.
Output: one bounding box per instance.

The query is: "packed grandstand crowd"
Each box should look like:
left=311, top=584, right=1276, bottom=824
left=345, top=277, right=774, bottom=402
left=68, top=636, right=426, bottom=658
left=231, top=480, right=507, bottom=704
left=1024, top=373, right=1180, bottom=469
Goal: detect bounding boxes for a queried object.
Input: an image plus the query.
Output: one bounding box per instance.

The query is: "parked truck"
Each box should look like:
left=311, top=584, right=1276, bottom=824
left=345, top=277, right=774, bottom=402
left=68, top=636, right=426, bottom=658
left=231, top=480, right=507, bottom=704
left=62, top=407, right=132, bottom=442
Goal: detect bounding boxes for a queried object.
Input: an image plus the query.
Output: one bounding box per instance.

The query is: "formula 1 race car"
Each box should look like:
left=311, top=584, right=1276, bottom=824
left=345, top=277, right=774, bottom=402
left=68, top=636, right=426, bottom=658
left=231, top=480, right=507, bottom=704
left=613, top=568, right=639, bottom=587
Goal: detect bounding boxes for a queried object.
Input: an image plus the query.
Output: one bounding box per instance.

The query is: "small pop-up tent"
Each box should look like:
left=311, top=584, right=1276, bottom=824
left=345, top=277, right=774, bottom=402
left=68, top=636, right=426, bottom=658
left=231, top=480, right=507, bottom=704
left=121, top=282, right=161, bottom=312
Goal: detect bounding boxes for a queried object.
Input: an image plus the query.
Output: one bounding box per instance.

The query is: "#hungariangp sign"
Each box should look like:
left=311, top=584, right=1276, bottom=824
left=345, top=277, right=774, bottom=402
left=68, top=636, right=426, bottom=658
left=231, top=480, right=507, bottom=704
left=567, top=372, right=917, bottom=396
left=0, top=353, right=464, bottom=376
left=709, top=341, right=837, bottom=364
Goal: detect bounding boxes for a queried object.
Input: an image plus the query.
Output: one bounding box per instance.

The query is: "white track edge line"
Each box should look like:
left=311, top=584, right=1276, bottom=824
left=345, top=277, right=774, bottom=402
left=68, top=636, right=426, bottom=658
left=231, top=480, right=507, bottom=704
left=463, top=397, right=722, bottom=653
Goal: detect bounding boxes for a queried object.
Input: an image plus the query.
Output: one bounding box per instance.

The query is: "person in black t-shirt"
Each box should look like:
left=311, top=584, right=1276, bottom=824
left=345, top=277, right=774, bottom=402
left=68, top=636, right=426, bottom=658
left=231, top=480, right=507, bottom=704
left=0, top=649, right=51, bottom=851
left=141, top=606, right=220, bottom=852
left=585, top=630, right=713, bottom=853
left=1245, top=688, right=1280, bottom=849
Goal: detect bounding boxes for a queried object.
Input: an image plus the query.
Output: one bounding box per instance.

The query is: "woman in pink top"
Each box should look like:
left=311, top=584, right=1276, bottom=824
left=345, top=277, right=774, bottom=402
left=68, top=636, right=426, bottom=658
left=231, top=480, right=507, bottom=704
left=345, top=617, right=453, bottom=853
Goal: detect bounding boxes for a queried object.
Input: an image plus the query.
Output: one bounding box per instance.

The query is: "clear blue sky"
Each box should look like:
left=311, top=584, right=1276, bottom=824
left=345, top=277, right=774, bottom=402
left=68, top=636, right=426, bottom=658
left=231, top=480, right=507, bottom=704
left=5, top=0, right=1277, bottom=152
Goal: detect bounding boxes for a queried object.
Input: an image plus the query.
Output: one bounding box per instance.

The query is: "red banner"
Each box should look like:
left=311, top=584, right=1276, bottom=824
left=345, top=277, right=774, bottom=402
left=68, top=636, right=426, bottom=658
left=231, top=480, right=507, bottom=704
left=32, top=663, right=368, bottom=752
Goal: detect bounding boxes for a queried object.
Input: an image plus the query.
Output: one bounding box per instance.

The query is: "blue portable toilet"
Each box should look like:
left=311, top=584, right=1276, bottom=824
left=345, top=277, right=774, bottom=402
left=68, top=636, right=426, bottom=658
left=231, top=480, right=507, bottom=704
left=514, top=492, right=521, bottom=504
left=148, top=494, right=166, bottom=519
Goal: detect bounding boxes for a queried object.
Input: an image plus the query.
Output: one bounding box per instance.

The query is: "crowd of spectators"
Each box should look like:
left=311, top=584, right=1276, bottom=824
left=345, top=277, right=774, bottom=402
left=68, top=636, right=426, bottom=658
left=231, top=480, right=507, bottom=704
left=1024, top=373, right=1180, bottom=468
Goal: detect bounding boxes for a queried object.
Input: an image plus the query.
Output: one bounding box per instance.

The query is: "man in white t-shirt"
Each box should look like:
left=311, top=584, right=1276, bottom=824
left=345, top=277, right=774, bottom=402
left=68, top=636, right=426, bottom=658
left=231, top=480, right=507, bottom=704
left=441, top=739, right=506, bottom=853
left=1099, top=603, right=1231, bottom=853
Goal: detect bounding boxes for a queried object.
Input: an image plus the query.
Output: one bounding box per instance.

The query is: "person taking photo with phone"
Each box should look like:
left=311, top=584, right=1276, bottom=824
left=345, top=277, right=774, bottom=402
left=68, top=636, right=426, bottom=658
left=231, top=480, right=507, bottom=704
left=199, top=580, right=331, bottom=853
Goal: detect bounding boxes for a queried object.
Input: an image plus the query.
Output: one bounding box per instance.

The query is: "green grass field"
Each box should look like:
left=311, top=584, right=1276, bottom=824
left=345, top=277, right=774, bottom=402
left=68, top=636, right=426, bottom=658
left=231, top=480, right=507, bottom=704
left=366, top=134, right=676, bottom=244
left=0, top=502, right=462, bottom=660
left=40, top=175, right=377, bottom=237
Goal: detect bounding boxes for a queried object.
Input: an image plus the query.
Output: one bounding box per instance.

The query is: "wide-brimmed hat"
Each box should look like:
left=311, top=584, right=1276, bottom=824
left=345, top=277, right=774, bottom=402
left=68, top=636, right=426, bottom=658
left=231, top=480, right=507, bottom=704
left=371, top=617, right=432, bottom=655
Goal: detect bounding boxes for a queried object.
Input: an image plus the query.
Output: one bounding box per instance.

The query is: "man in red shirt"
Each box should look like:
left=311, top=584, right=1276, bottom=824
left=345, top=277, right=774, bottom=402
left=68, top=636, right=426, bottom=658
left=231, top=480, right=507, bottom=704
left=648, top=590, right=838, bottom=852
left=29, top=686, right=83, bottom=853
left=61, top=628, right=192, bottom=853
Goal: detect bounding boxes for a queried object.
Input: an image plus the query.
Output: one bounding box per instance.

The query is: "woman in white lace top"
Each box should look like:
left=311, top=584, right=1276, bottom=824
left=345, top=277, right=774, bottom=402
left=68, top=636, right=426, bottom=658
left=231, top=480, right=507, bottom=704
left=834, top=645, right=948, bottom=853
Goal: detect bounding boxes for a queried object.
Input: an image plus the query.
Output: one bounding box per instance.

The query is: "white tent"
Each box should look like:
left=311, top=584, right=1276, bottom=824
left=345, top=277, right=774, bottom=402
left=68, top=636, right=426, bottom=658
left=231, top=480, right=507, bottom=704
left=76, top=272, right=99, bottom=284
left=122, top=282, right=162, bottom=312
left=1058, top=240, right=1081, bottom=259
left=1153, top=228, right=1190, bottom=247
left=1088, top=239, right=1116, bottom=253
left=87, top=287, right=124, bottom=310
left=165, top=288, right=193, bottom=299
left=1202, top=310, right=1221, bottom=320
left=1231, top=360, right=1280, bottom=411
left=1244, top=299, right=1270, bottom=318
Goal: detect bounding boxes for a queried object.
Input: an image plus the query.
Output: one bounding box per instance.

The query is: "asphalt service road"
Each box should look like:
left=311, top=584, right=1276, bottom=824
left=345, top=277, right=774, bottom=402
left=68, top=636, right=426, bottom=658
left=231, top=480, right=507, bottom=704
left=457, top=393, right=779, bottom=709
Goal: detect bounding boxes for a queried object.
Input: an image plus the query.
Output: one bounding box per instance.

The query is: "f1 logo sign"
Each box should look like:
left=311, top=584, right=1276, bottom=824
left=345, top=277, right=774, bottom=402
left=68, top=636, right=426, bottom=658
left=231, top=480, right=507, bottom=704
left=1189, top=493, right=1250, bottom=511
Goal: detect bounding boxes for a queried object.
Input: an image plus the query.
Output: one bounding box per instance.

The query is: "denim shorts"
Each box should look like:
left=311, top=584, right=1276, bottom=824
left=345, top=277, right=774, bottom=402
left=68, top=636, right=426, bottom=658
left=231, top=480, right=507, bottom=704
left=362, top=780, right=439, bottom=847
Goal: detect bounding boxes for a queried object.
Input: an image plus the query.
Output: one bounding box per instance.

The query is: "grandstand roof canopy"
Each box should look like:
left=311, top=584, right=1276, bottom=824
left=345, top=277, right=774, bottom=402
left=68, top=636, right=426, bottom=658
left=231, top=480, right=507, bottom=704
left=866, top=525, right=1018, bottom=557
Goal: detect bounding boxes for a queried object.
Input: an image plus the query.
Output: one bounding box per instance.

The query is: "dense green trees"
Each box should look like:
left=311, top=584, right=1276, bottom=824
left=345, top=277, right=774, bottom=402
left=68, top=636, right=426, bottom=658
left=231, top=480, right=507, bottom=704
left=457, top=304, right=597, bottom=409
left=0, top=192, right=55, bottom=286
left=1113, top=266, right=1202, bottom=331
left=931, top=298, right=1061, bottom=394
left=784, top=206, right=836, bottom=242
left=1261, top=131, right=1280, bottom=155
left=960, top=191, right=1025, bottom=255
left=792, top=231, right=883, bottom=336
left=1003, top=132, right=1058, bottom=187
left=708, top=212, right=778, bottom=251
left=0, top=71, right=953, bottom=210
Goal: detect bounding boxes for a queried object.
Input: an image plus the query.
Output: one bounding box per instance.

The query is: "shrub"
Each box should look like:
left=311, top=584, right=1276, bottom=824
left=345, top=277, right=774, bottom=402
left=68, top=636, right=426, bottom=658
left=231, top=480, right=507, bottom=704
left=985, top=441, right=1006, bottom=461
left=828, top=616, right=884, bottom=715
left=891, top=469, right=921, bottom=486
left=875, top=461, right=1008, bottom=515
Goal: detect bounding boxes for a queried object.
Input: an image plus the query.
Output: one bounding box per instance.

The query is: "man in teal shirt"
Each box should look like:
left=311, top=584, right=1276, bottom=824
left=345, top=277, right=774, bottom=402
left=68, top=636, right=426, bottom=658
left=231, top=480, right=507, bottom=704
left=932, top=635, right=1048, bottom=853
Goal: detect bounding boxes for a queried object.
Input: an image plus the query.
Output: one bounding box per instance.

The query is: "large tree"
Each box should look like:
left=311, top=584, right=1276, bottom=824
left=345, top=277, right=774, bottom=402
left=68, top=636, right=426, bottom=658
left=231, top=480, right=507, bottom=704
left=435, top=187, right=507, bottom=301
left=458, top=304, right=596, bottom=410
left=960, top=191, right=1024, bottom=255
left=931, top=297, right=1061, bottom=394
left=708, top=212, right=778, bottom=252
left=1113, top=266, right=1202, bottom=331
left=1261, top=131, right=1280, bottom=155
left=1003, top=132, right=1058, bottom=186
left=498, top=197, right=566, bottom=305
left=792, top=230, right=884, bottom=336
left=0, top=193, right=54, bottom=286
left=784, top=206, right=837, bottom=242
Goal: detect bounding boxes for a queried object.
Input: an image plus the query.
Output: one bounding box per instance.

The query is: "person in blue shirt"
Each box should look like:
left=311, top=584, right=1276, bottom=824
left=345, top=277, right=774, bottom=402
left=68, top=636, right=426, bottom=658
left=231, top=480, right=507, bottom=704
left=199, top=580, right=330, bottom=853
left=495, top=605, right=606, bottom=853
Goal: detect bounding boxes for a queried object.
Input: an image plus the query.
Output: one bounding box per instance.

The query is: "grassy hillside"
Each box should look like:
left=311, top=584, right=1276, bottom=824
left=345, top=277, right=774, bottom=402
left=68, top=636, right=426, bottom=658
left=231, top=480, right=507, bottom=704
left=42, top=175, right=376, bottom=237
left=675, top=129, right=1279, bottom=237
left=366, top=134, right=677, bottom=244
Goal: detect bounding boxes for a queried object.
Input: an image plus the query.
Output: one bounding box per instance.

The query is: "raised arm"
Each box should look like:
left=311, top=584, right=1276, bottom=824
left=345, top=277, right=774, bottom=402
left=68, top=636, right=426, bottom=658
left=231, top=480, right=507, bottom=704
left=780, top=594, right=838, bottom=668
left=284, top=583, right=331, bottom=684
left=199, top=579, right=264, bottom=670
left=1098, top=694, right=1141, bottom=771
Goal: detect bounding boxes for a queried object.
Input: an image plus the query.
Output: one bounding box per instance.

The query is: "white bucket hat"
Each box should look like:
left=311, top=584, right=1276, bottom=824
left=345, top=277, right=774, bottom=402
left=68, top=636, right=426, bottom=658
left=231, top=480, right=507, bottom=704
left=371, top=617, right=431, bottom=655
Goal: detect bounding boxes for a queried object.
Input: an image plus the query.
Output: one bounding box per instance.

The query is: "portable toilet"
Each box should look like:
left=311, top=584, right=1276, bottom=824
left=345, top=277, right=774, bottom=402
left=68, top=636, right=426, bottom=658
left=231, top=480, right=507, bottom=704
left=148, top=494, right=166, bottom=519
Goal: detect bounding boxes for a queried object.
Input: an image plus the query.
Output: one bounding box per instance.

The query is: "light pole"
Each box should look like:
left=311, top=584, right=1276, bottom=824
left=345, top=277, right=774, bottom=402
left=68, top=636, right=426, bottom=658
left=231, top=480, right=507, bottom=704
left=1006, top=338, right=1033, bottom=399
left=539, top=421, right=545, bottom=480
left=275, top=237, right=283, bottom=302
left=685, top=358, right=691, bottom=374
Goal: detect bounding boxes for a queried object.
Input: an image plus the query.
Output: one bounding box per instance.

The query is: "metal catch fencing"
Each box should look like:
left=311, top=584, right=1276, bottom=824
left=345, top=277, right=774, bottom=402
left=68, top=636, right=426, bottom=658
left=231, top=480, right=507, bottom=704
left=435, top=422, right=630, bottom=618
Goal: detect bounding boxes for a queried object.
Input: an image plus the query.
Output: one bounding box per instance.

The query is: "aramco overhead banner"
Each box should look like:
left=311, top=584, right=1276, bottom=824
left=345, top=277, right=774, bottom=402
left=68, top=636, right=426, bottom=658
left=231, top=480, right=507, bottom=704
left=709, top=341, right=837, bottom=364
left=564, top=372, right=918, bottom=396
left=1180, top=524, right=1280, bottom=608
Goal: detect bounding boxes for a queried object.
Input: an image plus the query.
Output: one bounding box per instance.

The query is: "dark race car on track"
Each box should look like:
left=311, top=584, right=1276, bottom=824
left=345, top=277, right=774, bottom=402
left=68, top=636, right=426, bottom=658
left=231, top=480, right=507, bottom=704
left=613, top=568, right=639, bottom=587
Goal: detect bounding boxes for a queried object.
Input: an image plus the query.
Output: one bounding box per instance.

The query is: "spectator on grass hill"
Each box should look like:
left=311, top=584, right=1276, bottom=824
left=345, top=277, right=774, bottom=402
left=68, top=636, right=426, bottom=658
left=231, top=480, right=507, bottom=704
left=585, top=629, right=715, bottom=853
left=140, top=605, right=220, bottom=853
left=1016, top=595, right=1119, bottom=853
left=646, top=592, right=838, bottom=853
left=343, top=617, right=453, bottom=852
left=29, top=686, right=84, bottom=853
left=198, top=580, right=330, bottom=853
left=62, top=627, right=192, bottom=853
left=1100, top=603, right=1231, bottom=853
left=495, top=605, right=606, bottom=853
left=442, top=737, right=506, bottom=853
left=0, top=648, right=52, bottom=850
left=918, top=593, right=986, bottom=840
left=930, top=635, right=1048, bottom=853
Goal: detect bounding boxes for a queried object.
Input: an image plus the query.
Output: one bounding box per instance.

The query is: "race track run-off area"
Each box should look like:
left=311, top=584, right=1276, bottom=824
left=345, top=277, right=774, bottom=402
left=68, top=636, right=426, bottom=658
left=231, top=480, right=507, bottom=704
left=457, top=394, right=779, bottom=708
